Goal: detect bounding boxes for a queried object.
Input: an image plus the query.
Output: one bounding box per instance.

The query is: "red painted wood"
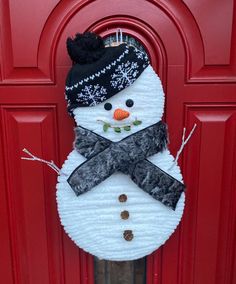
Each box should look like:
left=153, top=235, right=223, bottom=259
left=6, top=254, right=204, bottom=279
left=183, top=0, right=234, bottom=65
left=0, top=1, right=236, bottom=284
left=8, top=0, right=60, bottom=67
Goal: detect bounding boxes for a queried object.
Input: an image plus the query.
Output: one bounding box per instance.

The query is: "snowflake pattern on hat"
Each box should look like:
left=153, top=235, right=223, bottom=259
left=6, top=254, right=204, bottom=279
left=110, top=61, right=139, bottom=90
left=76, top=85, right=107, bottom=106
left=134, top=48, right=149, bottom=61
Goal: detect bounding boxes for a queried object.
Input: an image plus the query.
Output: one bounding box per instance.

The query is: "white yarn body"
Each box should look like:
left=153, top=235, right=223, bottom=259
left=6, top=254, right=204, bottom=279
left=56, top=65, right=185, bottom=260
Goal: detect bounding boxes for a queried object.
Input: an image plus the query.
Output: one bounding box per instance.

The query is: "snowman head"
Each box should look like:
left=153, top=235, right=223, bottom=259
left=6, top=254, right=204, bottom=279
left=65, top=32, right=165, bottom=141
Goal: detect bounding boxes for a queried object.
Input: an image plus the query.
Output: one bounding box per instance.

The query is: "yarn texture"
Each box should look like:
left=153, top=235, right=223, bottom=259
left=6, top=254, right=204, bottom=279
left=56, top=66, right=185, bottom=260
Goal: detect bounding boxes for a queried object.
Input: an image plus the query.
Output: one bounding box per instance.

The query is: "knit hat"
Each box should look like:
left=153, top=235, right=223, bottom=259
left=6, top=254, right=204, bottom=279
left=65, top=32, right=149, bottom=116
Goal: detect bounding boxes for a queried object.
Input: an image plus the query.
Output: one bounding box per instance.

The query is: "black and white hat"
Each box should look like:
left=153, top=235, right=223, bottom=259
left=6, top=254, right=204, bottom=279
left=65, top=32, right=149, bottom=116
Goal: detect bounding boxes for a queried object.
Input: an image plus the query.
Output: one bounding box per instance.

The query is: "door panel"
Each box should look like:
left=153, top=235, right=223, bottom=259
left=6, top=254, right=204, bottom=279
left=0, top=1, right=235, bottom=283
left=181, top=105, right=236, bottom=284
left=1, top=106, right=61, bottom=284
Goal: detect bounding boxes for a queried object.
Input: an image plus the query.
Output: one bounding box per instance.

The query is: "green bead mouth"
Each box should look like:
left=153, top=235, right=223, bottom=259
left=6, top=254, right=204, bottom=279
left=97, top=119, right=142, bottom=133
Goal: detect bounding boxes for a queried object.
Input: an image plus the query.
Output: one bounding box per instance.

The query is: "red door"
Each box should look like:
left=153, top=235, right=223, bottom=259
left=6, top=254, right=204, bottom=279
left=1, top=1, right=236, bottom=283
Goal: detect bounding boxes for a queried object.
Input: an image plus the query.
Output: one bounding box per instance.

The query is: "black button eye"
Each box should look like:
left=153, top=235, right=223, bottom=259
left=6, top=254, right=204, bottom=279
left=126, top=99, right=134, bottom=107
left=104, top=102, right=112, bottom=111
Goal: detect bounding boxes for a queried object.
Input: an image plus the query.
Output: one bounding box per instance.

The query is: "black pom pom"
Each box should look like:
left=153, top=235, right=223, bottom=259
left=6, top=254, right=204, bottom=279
left=66, top=32, right=105, bottom=64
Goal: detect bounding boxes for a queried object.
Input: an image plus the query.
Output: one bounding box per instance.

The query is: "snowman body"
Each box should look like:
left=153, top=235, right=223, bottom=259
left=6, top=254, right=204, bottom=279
left=56, top=65, right=185, bottom=261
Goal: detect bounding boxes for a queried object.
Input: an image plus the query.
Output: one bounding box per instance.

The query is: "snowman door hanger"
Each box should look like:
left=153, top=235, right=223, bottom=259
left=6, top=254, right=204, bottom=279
left=22, top=31, right=196, bottom=261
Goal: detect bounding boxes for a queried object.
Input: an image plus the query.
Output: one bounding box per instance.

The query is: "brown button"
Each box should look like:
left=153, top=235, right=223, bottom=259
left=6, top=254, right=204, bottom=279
left=123, top=230, right=134, bottom=241
left=120, top=210, right=129, bottom=220
left=118, top=194, right=127, bottom=202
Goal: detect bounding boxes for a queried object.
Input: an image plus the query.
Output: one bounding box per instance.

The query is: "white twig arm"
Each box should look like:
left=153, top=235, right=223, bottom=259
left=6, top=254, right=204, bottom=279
left=21, top=148, right=60, bottom=174
left=169, top=123, right=197, bottom=170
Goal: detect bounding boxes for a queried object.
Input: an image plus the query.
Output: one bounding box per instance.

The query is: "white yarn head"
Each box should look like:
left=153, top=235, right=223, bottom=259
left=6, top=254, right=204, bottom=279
left=73, top=65, right=165, bottom=142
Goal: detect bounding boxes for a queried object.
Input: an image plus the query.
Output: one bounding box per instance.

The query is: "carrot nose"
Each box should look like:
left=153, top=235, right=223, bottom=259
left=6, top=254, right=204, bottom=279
left=113, top=108, right=130, bottom=121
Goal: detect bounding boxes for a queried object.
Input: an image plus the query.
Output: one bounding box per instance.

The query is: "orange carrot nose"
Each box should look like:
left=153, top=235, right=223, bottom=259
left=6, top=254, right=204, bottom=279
left=113, top=108, right=130, bottom=121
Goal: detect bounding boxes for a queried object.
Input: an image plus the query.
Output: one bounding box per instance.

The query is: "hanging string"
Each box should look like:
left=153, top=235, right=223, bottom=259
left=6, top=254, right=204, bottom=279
left=116, top=29, right=119, bottom=44
left=118, top=28, right=123, bottom=43
left=21, top=148, right=60, bottom=174
left=169, top=123, right=197, bottom=170
left=112, top=28, right=123, bottom=46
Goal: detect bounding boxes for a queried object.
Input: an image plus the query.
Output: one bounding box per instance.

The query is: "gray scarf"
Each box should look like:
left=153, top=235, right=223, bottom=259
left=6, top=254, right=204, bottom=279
left=68, top=121, right=185, bottom=210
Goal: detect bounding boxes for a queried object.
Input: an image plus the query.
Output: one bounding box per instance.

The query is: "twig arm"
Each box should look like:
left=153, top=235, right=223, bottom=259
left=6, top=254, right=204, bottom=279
left=21, top=148, right=60, bottom=174
left=169, top=123, right=197, bottom=170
